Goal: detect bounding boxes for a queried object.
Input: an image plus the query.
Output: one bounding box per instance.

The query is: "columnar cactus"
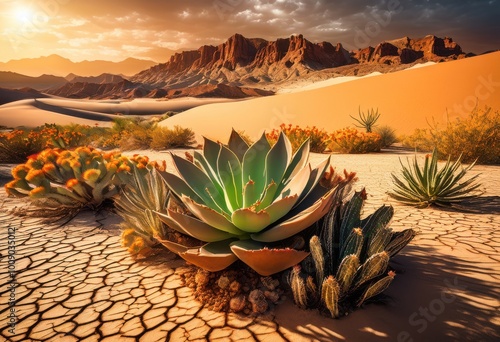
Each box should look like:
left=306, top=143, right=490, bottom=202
left=289, top=187, right=416, bottom=318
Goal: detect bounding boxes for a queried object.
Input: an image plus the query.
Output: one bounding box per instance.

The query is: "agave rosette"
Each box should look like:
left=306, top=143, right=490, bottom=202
left=156, top=129, right=336, bottom=275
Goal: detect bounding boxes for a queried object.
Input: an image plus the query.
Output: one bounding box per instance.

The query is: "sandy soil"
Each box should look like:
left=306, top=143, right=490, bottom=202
left=0, top=150, right=498, bottom=341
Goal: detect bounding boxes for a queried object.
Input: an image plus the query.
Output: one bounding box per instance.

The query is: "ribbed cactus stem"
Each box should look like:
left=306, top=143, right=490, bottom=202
left=289, top=266, right=307, bottom=309
left=340, top=227, right=364, bottom=259
left=321, top=276, right=340, bottom=318
left=367, top=227, right=392, bottom=257
left=309, top=235, right=324, bottom=289
left=353, top=251, right=389, bottom=289
left=339, top=191, right=364, bottom=245
left=357, top=270, right=396, bottom=307
left=385, top=229, right=416, bottom=257
left=336, top=254, right=360, bottom=295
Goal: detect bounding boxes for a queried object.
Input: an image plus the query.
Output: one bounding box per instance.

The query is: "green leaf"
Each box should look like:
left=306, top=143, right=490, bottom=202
left=158, top=170, right=203, bottom=205
left=171, top=154, right=228, bottom=214
left=242, top=133, right=270, bottom=204
left=252, top=188, right=335, bottom=242
left=227, top=128, right=249, bottom=162
left=282, top=138, right=310, bottom=181
left=155, top=209, right=237, bottom=242
left=182, top=196, right=244, bottom=235
left=217, top=144, right=243, bottom=211
left=263, top=194, right=299, bottom=224
left=231, top=208, right=271, bottom=233
left=265, top=131, right=291, bottom=193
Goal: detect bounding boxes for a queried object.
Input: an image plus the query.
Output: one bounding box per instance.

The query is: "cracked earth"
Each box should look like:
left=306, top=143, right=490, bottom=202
left=1, top=151, right=499, bottom=342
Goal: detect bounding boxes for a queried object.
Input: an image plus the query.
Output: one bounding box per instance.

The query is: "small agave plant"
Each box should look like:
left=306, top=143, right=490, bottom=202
left=115, top=160, right=173, bottom=256
left=5, top=147, right=147, bottom=210
left=389, top=149, right=482, bottom=207
left=156, top=129, right=336, bottom=276
left=289, top=187, right=416, bottom=318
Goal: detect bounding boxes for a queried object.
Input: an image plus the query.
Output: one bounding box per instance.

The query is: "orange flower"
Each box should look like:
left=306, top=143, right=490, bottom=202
left=82, top=169, right=101, bottom=183
left=25, top=169, right=45, bottom=183
left=66, top=178, right=79, bottom=188
left=12, top=165, right=30, bottom=179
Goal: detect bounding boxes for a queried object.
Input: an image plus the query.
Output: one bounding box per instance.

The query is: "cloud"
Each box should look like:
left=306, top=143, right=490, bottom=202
left=0, top=0, right=498, bottom=62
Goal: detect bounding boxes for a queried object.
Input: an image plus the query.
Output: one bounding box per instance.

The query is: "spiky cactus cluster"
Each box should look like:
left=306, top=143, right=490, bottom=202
left=288, top=188, right=415, bottom=318
left=5, top=147, right=153, bottom=210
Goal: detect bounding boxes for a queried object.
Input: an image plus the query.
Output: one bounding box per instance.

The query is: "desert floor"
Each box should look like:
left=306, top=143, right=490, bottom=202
left=1, top=150, right=498, bottom=342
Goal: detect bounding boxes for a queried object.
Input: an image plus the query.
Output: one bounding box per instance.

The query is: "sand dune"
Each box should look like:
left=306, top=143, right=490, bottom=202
left=0, top=97, right=238, bottom=128
left=161, top=52, right=500, bottom=141
left=2, top=53, right=499, bottom=133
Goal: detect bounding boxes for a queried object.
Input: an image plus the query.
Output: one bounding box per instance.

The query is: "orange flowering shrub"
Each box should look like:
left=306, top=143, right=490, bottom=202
left=267, top=124, right=330, bottom=153
left=40, top=124, right=88, bottom=149
left=329, top=127, right=382, bottom=154
left=0, top=129, right=45, bottom=163
left=5, top=147, right=153, bottom=210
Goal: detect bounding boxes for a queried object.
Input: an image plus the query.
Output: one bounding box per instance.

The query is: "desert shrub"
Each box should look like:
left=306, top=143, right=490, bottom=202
left=401, top=107, right=499, bottom=164
left=0, top=129, right=45, bottom=163
left=149, top=126, right=196, bottom=150
left=329, top=127, right=382, bottom=154
left=4, top=147, right=150, bottom=211
left=374, top=126, right=397, bottom=148
left=289, top=187, right=415, bottom=318
left=437, top=107, right=499, bottom=164
left=39, top=124, right=89, bottom=149
left=112, top=118, right=156, bottom=150
left=389, top=149, right=482, bottom=208
left=400, top=128, right=434, bottom=152
left=350, top=107, right=381, bottom=133
left=267, top=124, right=330, bottom=153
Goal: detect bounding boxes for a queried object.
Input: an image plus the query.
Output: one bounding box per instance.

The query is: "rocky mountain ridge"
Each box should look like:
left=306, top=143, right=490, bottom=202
left=131, top=33, right=466, bottom=89
left=1, top=34, right=469, bottom=100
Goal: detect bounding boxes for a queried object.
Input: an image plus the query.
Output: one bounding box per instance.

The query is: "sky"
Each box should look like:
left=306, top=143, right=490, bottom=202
left=1, top=0, right=499, bottom=63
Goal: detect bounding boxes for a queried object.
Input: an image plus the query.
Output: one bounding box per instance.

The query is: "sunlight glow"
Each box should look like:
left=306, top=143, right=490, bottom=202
left=13, top=6, right=34, bottom=23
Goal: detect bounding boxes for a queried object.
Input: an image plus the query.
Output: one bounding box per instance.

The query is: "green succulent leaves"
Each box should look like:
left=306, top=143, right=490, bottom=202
left=158, top=129, right=335, bottom=275
left=389, top=149, right=482, bottom=207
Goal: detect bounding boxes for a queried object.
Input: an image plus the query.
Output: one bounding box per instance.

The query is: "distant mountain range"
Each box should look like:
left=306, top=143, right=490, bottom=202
left=0, top=54, right=156, bottom=77
left=0, top=34, right=470, bottom=100
left=131, top=34, right=468, bottom=88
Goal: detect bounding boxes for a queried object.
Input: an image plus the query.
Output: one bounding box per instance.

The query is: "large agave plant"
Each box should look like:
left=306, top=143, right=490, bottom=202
left=289, top=187, right=416, bottom=318
left=156, top=130, right=336, bottom=276
left=389, top=149, right=482, bottom=207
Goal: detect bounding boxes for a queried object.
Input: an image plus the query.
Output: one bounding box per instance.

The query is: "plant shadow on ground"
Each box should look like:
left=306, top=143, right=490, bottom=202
left=0, top=165, right=13, bottom=187
left=435, top=196, right=500, bottom=215
left=274, top=245, right=499, bottom=342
